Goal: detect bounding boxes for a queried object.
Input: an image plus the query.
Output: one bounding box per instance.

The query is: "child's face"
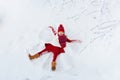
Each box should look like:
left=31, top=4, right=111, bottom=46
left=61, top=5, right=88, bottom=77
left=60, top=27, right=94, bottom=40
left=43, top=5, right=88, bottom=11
left=58, top=31, right=64, bottom=36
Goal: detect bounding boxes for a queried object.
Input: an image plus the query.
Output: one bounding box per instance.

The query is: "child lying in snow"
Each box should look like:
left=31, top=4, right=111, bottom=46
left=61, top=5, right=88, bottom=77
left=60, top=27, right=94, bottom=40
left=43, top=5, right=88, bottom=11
left=28, top=24, right=81, bottom=71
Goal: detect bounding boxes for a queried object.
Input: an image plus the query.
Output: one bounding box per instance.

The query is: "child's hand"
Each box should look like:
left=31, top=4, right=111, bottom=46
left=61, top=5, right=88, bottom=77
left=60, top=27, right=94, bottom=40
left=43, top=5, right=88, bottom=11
left=75, top=40, right=82, bottom=43
left=49, top=26, right=53, bottom=29
left=78, top=40, right=82, bottom=43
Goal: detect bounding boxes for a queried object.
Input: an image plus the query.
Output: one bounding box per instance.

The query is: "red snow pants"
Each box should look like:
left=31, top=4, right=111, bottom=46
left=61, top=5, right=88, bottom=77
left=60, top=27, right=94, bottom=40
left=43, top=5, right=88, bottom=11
left=38, top=43, right=65, bottom=62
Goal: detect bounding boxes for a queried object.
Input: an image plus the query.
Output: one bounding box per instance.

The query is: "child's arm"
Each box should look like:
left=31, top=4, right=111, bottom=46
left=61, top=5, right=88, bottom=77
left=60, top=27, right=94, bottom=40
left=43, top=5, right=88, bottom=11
left=49, top=26, right=57, bottom=35
left=67, top=37, right=82, bottom=43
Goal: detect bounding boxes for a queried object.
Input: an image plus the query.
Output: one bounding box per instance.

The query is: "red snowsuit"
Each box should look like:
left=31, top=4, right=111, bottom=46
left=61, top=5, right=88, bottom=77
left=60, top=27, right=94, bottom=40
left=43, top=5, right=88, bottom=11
left=37, top=24, right=77, bottom=62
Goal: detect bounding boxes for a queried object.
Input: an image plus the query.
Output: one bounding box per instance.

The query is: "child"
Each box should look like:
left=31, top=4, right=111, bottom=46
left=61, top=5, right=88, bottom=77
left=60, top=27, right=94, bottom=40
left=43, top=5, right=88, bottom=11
left=28, top=24, right=81, bottom=71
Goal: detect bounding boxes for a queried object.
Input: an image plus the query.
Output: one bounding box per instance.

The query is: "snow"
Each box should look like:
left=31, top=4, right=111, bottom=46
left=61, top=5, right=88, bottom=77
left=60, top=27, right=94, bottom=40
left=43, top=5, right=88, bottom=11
left=0, top=0, right=120, bottom=80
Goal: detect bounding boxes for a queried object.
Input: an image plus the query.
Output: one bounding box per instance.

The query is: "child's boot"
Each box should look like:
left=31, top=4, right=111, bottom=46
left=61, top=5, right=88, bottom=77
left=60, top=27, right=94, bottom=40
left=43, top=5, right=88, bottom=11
left=51, top=61, right=56, bottom=71
left=28, top=53, right=40, bottom=60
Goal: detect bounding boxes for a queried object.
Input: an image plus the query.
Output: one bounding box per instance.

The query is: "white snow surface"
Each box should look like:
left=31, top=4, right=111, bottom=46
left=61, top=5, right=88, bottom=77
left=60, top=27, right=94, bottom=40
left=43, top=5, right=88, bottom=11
left=0, top=0, right=120, bottom=80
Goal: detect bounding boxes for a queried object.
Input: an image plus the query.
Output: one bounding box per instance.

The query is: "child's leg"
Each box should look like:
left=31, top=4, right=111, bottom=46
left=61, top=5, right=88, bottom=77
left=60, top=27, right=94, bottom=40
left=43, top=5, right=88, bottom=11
left=29, top=48, right=48, bottom=60
left=37, top=48, right=48, bottom=55
left=29, top=43, right=51, bottom=60
left=51, top=52, right=60, bottom=71
left=52, top=52, right=59, bottom=62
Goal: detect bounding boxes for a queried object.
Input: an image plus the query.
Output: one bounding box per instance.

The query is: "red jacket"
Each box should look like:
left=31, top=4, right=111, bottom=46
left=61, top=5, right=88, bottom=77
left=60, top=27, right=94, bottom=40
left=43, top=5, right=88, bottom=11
left=58, top=35, right=74, bottom=48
